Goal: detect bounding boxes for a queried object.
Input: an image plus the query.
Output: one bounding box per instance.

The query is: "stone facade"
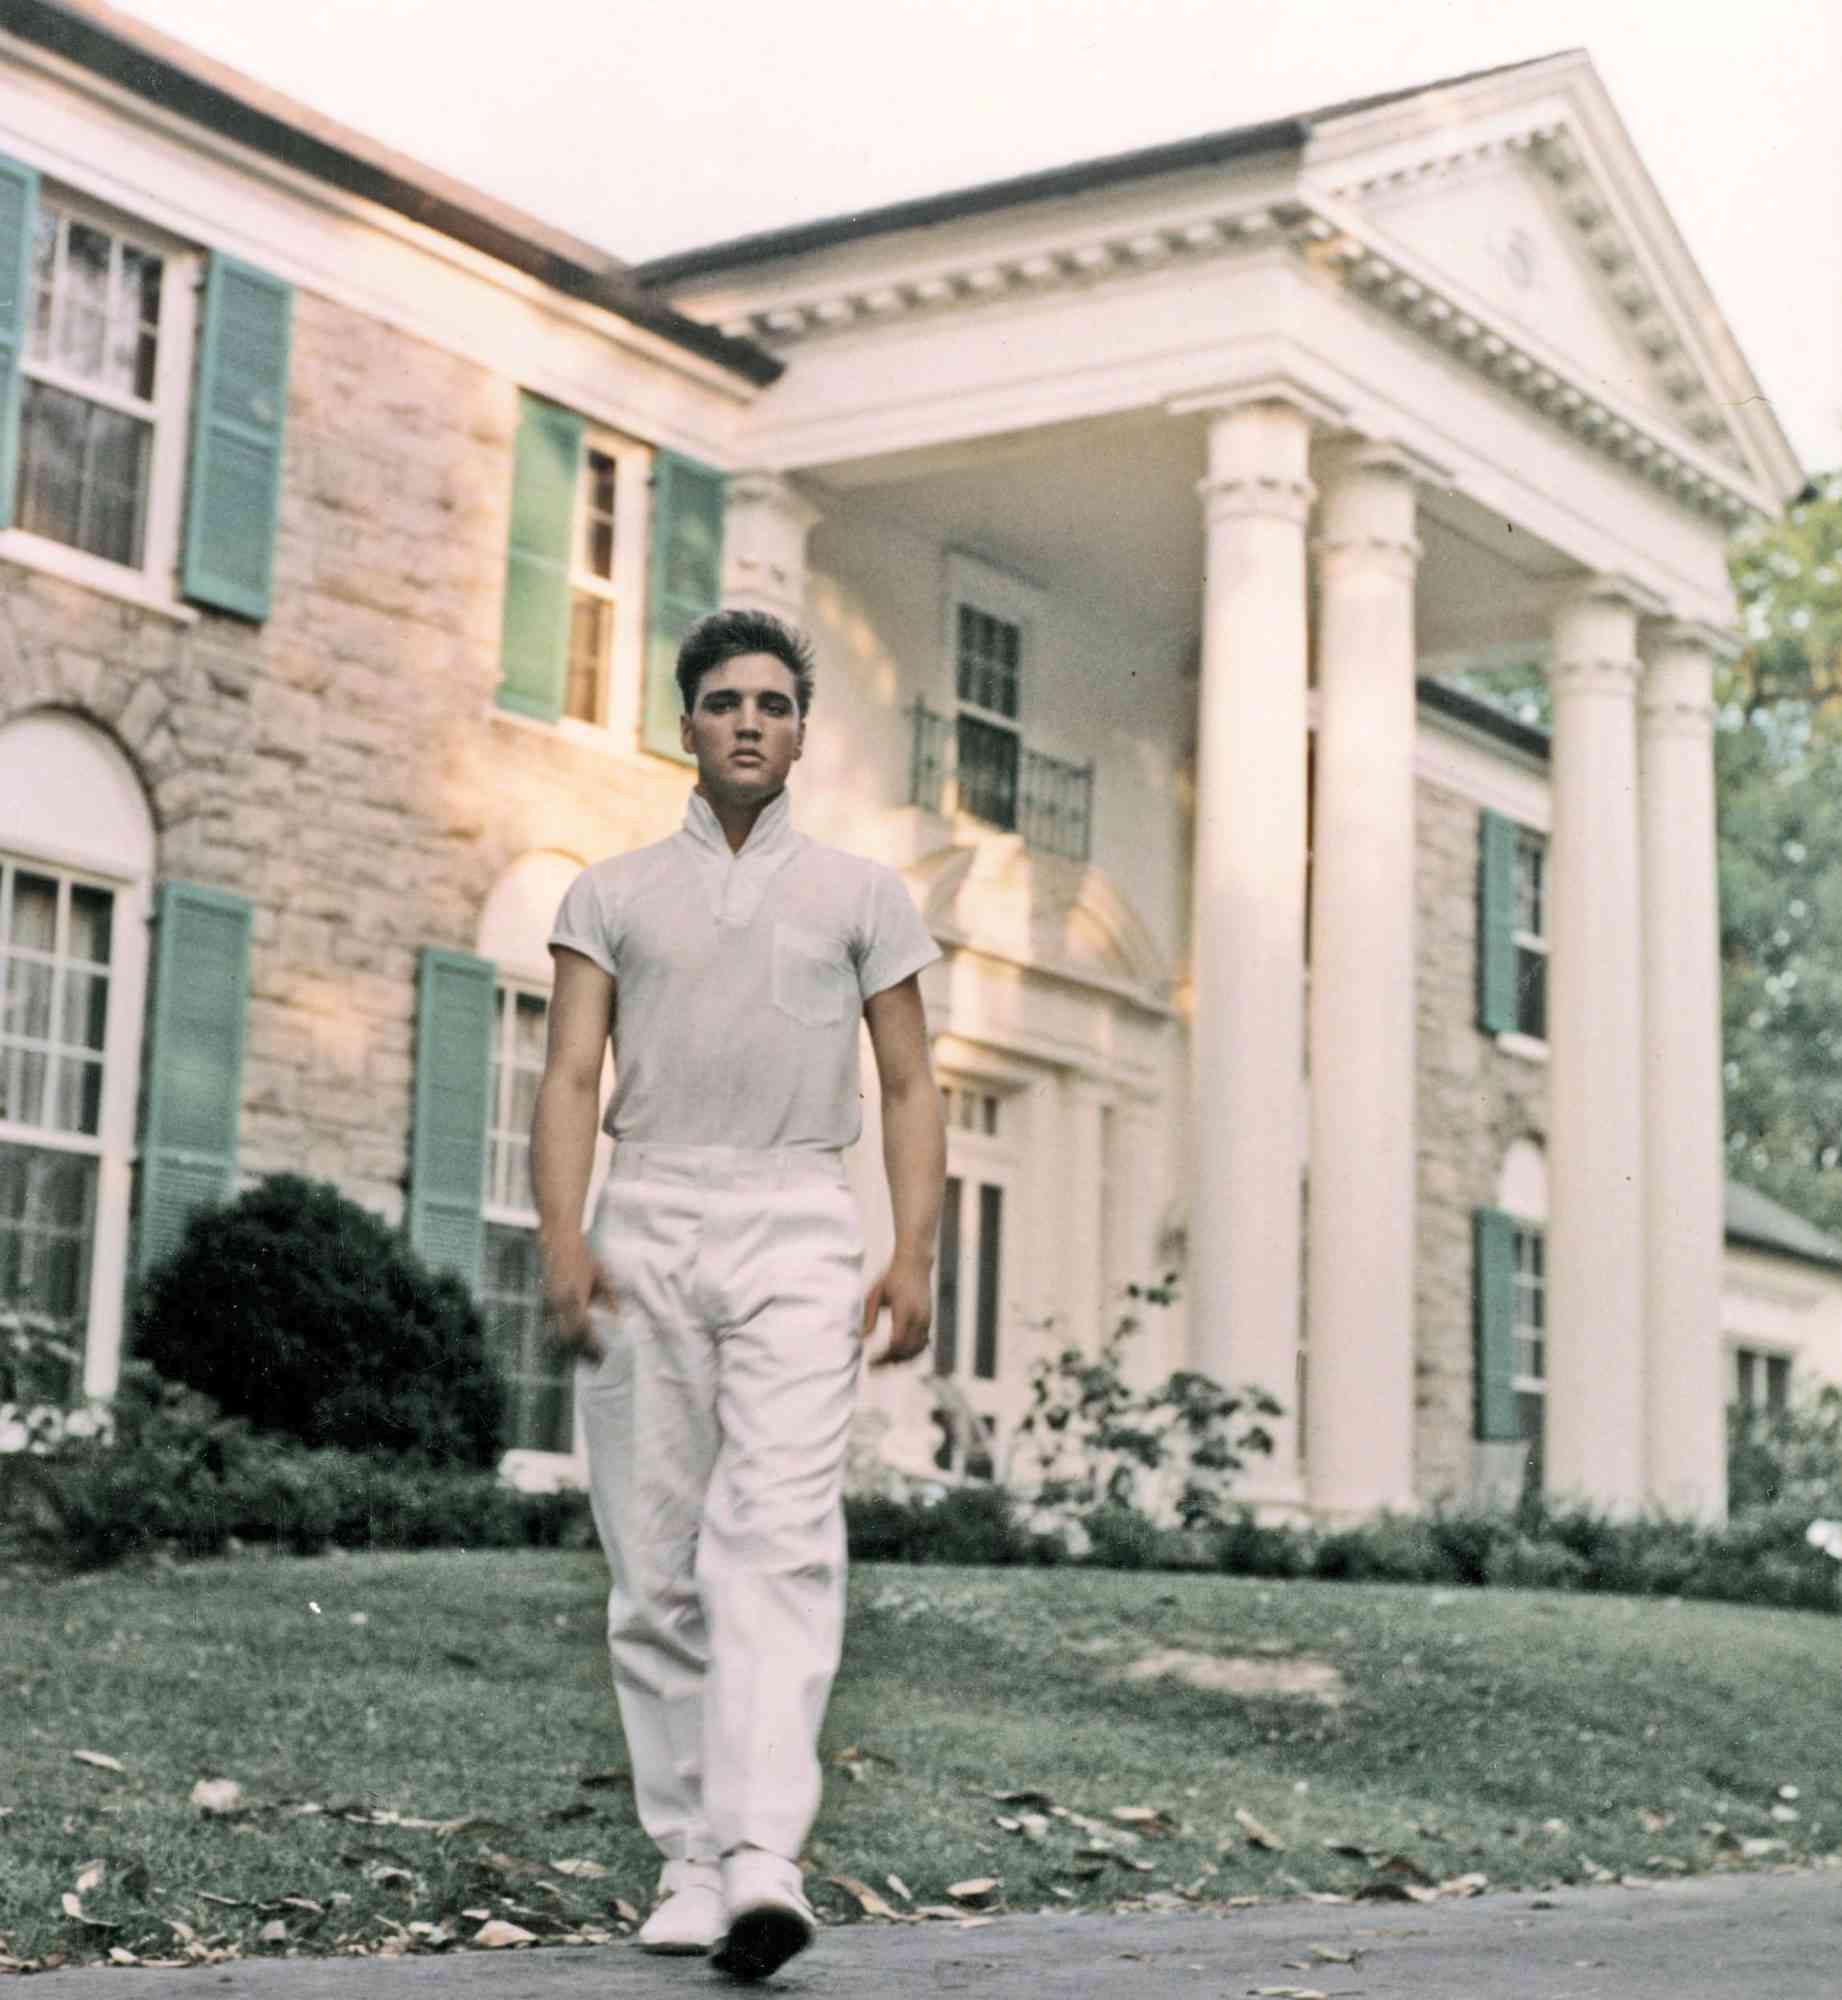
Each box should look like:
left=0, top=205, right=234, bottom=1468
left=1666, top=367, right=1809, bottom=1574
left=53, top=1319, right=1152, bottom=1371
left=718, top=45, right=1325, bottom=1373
left=0, top=285, right=690, bottom=1223
left=1412, top=776, right=1549, bottom=1504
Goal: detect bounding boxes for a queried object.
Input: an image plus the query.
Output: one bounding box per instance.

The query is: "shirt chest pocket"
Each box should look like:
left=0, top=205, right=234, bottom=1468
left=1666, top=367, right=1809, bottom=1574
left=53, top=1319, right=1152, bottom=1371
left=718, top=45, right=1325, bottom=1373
left=771, top=922, right=849, bottom=1027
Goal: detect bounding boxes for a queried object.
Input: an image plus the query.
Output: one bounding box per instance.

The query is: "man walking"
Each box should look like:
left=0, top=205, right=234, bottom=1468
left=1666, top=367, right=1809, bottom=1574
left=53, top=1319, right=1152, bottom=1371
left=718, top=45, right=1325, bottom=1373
left=534, top=607, right=945, bottom=1980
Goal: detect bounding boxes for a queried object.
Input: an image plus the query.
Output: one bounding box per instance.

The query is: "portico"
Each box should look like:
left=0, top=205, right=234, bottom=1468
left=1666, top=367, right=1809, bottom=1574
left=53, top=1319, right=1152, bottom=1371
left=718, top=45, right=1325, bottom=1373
left=632, top=49, right=1802, bottom=1520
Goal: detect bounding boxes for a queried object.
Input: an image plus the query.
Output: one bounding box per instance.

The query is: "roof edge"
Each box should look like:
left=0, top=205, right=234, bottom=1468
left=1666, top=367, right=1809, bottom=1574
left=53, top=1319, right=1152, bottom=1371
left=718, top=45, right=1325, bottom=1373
left=630, top=118, right=1309, bottom=289
left=3, top=0, right=782, bottom=386
left=1415, top=676, right=1551, bottom=762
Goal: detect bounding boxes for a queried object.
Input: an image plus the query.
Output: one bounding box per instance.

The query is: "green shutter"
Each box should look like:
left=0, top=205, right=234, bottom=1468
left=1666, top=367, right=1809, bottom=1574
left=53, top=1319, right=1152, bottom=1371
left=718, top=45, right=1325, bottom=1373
left=1473, top=1206, right=1520, bottom=1442
left=643, top=450, right=726, bottom=761
left=137, top=883, right=252, bottom=1277
left=1476, top=809, right=1518, bottom=1035
left=0, top=155, right=38, bottom=533
left=409, top=949, right=495, bottom=1289
left=182, top=253, right=292, bottom=619
left=495, top=392, right=582, bottom=722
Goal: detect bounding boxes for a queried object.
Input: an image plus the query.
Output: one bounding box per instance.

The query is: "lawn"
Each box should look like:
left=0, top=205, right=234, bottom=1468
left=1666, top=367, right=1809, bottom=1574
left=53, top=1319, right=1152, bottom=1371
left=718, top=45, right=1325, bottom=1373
left=3, top=1551, right=1837, bottom=1970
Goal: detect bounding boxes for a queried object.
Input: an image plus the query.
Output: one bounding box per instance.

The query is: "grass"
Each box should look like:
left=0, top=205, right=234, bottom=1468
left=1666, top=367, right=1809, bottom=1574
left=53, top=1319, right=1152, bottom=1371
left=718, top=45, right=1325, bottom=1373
left=3, top=1551, right=1838, bottom=1969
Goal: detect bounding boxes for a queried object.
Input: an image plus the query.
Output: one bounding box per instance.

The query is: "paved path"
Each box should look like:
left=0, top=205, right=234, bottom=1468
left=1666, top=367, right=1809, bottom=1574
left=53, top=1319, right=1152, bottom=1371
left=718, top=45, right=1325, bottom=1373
left=27, top=1870, right=1841, bottom=1998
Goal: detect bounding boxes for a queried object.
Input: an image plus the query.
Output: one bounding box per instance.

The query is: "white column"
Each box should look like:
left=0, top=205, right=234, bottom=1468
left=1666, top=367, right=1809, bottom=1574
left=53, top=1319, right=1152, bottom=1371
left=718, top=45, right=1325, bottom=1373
left=1640, top=621, right=1732, bottom=1521
left=1545, top=578, right=1652, bottom=1511
left=1305, top=443, right=1422, bottom=1517
left=721, top=471, right=821, bottom=623
left=1184, top=394, right=1317, bottom=1503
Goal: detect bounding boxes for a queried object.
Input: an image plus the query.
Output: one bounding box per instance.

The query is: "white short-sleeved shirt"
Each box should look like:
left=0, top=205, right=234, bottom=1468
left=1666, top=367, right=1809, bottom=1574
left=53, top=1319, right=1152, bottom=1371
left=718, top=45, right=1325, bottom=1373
left=549, top=787, right=940, bottom=1151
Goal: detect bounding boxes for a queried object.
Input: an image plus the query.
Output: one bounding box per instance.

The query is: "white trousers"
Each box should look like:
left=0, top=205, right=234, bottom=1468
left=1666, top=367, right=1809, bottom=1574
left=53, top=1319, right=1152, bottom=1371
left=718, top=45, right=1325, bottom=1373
left=576, top=1143, right=864, bottom=1865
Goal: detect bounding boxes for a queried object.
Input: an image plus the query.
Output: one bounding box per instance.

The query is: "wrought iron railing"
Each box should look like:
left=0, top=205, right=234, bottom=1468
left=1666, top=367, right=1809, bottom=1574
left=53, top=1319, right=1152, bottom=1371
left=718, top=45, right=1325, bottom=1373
left=908, top=700, right=1094, bottom=863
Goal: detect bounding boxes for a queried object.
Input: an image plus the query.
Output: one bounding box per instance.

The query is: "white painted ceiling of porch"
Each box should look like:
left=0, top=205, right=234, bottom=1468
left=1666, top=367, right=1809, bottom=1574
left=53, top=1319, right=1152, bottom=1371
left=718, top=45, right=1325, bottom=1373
left=807, top=406, right=1576, bottom=664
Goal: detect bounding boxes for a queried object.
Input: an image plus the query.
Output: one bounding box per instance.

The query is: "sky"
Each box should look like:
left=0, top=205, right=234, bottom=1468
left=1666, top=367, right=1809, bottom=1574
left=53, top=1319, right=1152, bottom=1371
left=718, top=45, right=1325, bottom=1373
left=115, top=0, right=1841, bottom=473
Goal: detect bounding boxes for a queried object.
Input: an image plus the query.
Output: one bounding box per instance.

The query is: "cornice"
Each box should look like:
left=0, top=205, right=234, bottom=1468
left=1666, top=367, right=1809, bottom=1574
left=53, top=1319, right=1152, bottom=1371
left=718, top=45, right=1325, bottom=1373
left=1322, top=119, right=1753, bottom=489
left=695, top=156, right=1762, bottom=534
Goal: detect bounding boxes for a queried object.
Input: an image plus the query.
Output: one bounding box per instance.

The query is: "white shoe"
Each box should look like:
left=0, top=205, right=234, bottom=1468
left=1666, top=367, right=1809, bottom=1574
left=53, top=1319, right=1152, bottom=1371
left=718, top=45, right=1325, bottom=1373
left=636, top=1858, right=725, bottom=1955
left=712, top=1848, right=817, bottom=1982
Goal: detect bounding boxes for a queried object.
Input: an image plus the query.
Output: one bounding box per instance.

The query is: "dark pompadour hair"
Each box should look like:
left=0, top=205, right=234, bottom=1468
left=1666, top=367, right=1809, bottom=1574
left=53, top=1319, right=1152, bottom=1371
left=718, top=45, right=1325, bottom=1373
left=675, top=608, right=816, bottom=717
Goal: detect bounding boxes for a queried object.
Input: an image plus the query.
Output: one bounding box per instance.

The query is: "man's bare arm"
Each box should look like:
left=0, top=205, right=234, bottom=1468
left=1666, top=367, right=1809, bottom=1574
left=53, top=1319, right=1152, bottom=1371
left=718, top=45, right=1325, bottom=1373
left=861, top=974, right=945, bottom=1367
left=531, top=947, right=617, bottom=1361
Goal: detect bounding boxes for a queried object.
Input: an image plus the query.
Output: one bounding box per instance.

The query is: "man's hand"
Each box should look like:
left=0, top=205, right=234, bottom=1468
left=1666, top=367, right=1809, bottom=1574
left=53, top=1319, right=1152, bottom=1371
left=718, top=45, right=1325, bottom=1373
left=543, top=1235, right=617, bottom=1365
left=862, top=1252, right=932, bottom=1368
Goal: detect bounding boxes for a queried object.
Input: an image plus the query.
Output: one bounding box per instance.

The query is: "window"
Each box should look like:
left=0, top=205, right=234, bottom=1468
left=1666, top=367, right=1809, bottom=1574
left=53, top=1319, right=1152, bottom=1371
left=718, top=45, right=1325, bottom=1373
left=562, top=437, right=648, bottom=728
left=934, top=1084, right=1010, bottom=1393
left=1734, top=1346, right=1791, bottom=1416
left=10, top=192, right=194, bottom=588
left=480, top=982, right=573, bottom=1454
left=1512, top=830, right=1548, bottom=1041
left=955, top=605, right=1024, bottom=831
left=0, top=862, right=113, bottom=1349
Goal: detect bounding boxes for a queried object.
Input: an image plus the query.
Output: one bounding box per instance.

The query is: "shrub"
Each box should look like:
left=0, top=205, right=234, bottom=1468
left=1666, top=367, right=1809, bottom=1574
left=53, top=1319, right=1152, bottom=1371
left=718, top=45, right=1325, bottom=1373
left=1313, top=1514, right=1449, bottom=1585
left=1010, top=1276, right=1281, bottom=1533
left=844, top=1484, right=1064, bottom=1567
left=25, top=1364, right=592, bottom=1571
left=1212, top=1510, right=1312, bottom=1579
left=1727, top=1387, right=1842, bottom=1517
left=133, top=1175, right=504, bottom=1467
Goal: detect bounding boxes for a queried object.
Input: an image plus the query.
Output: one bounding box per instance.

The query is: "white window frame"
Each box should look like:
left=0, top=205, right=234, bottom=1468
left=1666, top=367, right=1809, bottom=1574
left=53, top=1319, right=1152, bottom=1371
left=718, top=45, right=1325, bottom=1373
left=943, top=551, right=1042, bottom=829
left=556, top=426, right=650, bottom=747
left=0, top=184, right=199, bottom=617
left=933, top=1076, right=1018, bottom=1474
left=1510, top=827, right=1549, bottom=1050
left=1732, top=1342, right=1793, bottom=1416
left=0, top=849, right=150, bottom=1402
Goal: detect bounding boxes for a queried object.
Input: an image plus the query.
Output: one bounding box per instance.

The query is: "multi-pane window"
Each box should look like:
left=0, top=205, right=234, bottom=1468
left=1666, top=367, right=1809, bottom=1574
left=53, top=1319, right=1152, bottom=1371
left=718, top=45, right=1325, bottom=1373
left=0, top=862, right=113, bottom=1340
left=480, top=983, right=572, bottom=1454
left=563, top=448, right=619, bottom=725
left=18, top=203, right=165, bottom=570
left=1511, top=1222, right=1546, bottom=1490
left=942, top=1084, right=1000, bottom=1136
left=1734, top=1346, right=1791, bottom=1416
left=955, top=602, right=1024, bottom=832
left=561, top=435, right=648, bottom=730
left=1513, top=830, right=1548, bottom=1041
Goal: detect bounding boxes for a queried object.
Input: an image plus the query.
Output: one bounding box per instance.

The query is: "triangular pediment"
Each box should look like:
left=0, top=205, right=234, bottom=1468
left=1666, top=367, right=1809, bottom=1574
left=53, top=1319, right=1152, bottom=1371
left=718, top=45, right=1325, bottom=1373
left=1338, top=142, right=1742, bottom=472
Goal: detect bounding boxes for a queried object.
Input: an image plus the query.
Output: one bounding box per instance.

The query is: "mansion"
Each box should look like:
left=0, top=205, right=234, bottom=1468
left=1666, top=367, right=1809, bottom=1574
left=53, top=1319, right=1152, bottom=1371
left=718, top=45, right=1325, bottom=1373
left=2, top=2, right=1839, bottom=1521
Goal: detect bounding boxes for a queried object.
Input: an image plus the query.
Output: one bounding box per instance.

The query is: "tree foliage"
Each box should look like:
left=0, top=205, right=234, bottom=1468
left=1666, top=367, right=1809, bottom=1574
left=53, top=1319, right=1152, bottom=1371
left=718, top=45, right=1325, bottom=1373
left=1717, top=471, right=1842, bottom=1240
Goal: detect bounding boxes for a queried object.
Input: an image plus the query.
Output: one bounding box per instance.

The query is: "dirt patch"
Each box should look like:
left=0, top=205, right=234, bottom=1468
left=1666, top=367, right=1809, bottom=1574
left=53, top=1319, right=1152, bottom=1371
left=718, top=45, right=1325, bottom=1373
left=1111, top=1648, right=1348, bottom=1705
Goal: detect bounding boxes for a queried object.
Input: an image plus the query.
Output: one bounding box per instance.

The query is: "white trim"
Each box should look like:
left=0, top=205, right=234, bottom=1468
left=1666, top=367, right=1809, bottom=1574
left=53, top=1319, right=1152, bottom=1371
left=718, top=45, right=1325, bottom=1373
left=1495, top=1031, right=1550, bottom=1065
left=1413, top=705, right=1552, bottom=832
left=0, top=527, right=198, bottom=622
left=560, top=425, right=651, bottom=742
left=0, top=41, right=752, bottom=464
left=12, top=180, right=200, bottom=601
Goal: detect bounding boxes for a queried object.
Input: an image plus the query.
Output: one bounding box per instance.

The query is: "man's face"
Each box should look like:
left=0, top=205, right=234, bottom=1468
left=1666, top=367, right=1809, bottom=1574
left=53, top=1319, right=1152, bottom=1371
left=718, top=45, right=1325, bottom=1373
left=681, top=652, right=804, bottom=804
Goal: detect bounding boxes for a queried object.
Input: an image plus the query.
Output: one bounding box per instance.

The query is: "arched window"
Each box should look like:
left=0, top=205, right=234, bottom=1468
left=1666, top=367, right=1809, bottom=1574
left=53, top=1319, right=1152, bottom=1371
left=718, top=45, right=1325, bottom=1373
left=475, top=851, right=602, bottom=1470
left=0, top=712, right=154, bottom=1402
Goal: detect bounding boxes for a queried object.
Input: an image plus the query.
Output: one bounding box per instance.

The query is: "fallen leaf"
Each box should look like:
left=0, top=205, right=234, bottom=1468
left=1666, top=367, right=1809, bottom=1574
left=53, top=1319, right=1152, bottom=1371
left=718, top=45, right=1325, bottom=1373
left=71, top=1751, right=125, bottom=1774
left=550, top=1858, right=609, bottom=1880
left=826, top=1875, right=906, bottom=1921
left=190, top=1778, right=245, bottom=1816
left=957, top=1916, right=996, bottom=1930
left=610, top=1898, right=640, bottom=1925
left=1234, top=1808, right=1286, bottom=1852
left=1440, top=1872, right=1490, bottom=1897
left=107, top=1947, right=141, bottom=1966
left=1113, top=1806, right=1177, bottom=1834
left=258, top=1920, right=288, bottom=1945
left=1640, top=1808, right=1672, bottom=1834
left=1310, top=1944, right=1359, bottom=1964
left=1770, top=1805, right=1801, bottom=1824
left=1778, top=1785, right=1800, bottom=1802
left=994, top=1815, right=1021, bottom=1832
left=1252, top=1987, right=1329, bottom=1999
left=1321, top=1840, right=1372, bottom=1860
left=1739, top=1838, right=1790, bottom=1860
left=59, top=1893, right=117, bottom=1930
left=473, top=1919, right=537, bottom=1949
left=74, top=1861, right=105, bottom=1895
left=886, top=1874, right=913, bottom=1902
left=947, top=1877, right=1001, bottom=1905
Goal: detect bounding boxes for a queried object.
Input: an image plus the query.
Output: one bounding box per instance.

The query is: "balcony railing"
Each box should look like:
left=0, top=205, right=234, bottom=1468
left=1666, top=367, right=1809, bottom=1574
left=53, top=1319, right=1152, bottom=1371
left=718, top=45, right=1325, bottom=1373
left=909, top=700, right=1094, bottom=864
